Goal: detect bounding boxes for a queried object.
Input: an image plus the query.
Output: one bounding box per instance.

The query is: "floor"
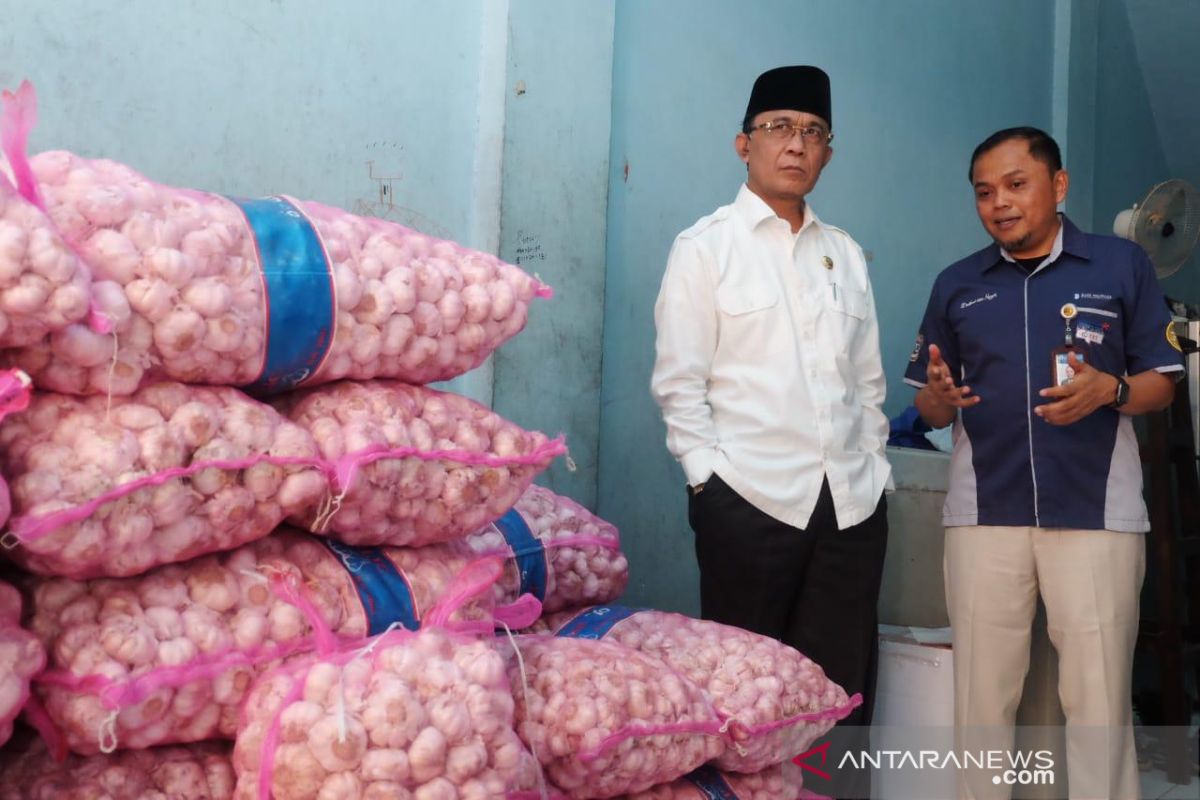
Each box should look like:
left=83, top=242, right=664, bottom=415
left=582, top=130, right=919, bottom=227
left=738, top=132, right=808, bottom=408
left=1139, top=769, right=1198, bottom=799
left=1137, top=714, right=1199, bottom=799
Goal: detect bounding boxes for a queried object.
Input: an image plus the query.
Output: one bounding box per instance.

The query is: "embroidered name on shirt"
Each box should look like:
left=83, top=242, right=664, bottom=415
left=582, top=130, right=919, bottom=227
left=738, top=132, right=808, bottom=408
left=960, top=292, right=998, bottom=309
left=1074, top=292, right=1113, bottom=301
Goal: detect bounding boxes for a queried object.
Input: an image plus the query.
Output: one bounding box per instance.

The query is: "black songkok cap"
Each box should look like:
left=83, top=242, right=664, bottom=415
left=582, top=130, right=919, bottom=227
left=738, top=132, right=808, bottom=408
left=743, top=66, right=832, bottom=130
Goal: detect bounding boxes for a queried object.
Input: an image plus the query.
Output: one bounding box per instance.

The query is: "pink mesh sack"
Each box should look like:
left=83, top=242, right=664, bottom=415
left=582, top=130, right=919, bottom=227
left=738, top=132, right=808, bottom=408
left=0, top=83, right=550, bottom=397
left=233, top=558, right=545, bottom=800
left=0, top=473, right=9, bottom=532
left=275, top=380, right=566, bottom=547
left=467, top=484, right=628, bottom=614
left=0, top=368, right=34, bottom=531
left=537, top=606, right=862, bottom=774
left=0, top=83, right=94, bottom=350
left=497, top=633, right=727, bottom=798
left=0, top=381, right=328, bottom=578
left=0, top=579, right=46, bottom=747
left=25, top=528, right=535, bottom=755
left=627, top=763, right=807, bottom=800
left=0, top=736, right=235, bottom=799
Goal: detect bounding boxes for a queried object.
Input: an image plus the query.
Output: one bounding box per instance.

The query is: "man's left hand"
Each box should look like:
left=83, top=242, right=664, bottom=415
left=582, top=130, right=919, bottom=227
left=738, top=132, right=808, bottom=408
left=1035, top=352, right=1116, bottom=425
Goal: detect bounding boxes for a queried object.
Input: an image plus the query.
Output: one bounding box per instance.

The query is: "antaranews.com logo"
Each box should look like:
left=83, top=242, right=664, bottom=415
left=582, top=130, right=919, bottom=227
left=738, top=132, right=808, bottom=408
left=791, top=740, right=1055, bottom=788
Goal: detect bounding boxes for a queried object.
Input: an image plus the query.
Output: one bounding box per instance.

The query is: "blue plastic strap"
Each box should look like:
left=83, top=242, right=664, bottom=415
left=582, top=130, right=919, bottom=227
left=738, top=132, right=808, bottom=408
left=553, top=604, right=642, bottom=640
left=491, top=508, right=548, bottom=601
left=226, top=195, right=335, bottom=395
left=682, top=764, right=739, bottom=799
left=320, top=538, right=419, bottom=634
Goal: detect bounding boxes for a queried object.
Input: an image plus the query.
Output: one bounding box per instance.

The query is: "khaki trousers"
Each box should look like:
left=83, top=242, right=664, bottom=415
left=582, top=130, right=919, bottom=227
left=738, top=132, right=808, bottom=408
left=945, top=525, right=1145, bottom=800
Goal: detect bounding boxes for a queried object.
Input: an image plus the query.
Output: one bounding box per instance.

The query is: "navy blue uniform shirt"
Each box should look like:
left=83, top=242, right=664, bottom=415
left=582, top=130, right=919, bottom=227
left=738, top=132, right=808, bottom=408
left=905, top=215, right=1183, bottom=531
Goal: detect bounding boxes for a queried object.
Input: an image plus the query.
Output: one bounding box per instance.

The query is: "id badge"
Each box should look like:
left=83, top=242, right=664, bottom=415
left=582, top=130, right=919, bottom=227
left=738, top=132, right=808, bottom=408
left=1051, top=347, right=1084, bottom=386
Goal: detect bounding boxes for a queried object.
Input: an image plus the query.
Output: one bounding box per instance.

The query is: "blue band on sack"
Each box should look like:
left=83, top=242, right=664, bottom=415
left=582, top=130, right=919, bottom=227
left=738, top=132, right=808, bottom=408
left=553, top=604, right=641, bottom=640
left=682, top=765, right=739, bottom=799
left=320, top=538, right=419, bottom=634
left=491, top=508, right=547, bottom=601
left=227, top=195, right=334, bottom=395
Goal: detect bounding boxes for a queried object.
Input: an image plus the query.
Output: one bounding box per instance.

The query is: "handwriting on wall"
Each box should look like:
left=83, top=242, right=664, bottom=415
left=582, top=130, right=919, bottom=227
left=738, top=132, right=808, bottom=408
left=514, top=231, right=545, bottom=266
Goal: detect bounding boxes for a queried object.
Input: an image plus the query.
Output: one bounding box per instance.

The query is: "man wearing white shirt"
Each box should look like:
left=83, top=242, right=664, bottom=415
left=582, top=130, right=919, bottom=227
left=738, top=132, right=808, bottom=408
left=652, top=65, right=891, bottom=798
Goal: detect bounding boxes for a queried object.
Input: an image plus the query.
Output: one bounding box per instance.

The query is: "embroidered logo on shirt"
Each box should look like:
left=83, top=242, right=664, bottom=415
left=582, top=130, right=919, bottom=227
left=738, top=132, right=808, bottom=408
left=1074, top=292, right=1113, bottom=301
left=909, top=333, right=924, bottom=363
left=1168, top=323, right=1183, bottom=352
left=960, top=292, right=998, bottom=309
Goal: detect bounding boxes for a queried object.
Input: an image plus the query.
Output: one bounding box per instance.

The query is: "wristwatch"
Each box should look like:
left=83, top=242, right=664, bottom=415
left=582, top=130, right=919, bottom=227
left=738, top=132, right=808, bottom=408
left=1110, top=374, right=1130, bottom=409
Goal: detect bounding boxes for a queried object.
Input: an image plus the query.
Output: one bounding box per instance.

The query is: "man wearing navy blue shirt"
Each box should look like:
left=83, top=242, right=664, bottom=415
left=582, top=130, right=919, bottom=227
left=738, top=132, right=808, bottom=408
left=906, top=127, right=1183, bottom=799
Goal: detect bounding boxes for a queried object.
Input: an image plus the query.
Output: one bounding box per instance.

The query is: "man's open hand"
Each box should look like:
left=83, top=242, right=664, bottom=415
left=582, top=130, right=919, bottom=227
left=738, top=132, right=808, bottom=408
left=1035, top=352, right=1116, bottom=425
left=924, top=343, right=981, bottom=410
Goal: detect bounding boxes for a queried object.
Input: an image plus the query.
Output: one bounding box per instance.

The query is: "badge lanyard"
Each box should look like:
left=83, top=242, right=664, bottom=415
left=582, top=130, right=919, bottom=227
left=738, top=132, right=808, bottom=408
left=1061, top=303, right=1076, bottom=346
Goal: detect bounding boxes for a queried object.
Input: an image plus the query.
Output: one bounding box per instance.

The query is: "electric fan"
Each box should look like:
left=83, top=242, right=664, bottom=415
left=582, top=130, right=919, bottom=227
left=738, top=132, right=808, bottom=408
left=1113, top=179, right=1200, bottom=279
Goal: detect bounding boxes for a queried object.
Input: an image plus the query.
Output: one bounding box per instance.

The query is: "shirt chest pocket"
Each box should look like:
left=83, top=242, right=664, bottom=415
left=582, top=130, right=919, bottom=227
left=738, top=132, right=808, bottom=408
left=716, top=282, right=787, bottom=356
left=717, top=283, right=779, bottom=315
left=824, top=283, right=867, bottom=319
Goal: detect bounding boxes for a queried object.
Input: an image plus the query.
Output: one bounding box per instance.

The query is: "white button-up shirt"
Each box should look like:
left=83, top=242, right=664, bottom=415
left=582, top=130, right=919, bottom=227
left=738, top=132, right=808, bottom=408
left=652, top=184, right=892, bottom=529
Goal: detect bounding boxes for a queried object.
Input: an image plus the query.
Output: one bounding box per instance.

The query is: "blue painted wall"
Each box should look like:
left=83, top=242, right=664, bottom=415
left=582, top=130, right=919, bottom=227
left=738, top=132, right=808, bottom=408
left=599, top=0, right=1057, bottom=613
left=0, top=1, right=485, bottom=243
left=1090, top=0, right=1200, bottom=303
left=493, top=0, right=615, bottom=508
left=1054, top=0, right=1100, bottom=227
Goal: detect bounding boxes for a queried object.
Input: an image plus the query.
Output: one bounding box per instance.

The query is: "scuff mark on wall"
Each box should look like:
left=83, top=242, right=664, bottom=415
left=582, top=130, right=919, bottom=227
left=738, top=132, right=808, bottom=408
left=353, top=159, right=451, bottom=239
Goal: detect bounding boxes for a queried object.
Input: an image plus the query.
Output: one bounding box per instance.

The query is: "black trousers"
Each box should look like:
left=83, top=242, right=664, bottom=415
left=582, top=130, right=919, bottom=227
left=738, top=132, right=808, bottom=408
left=688, top=473, right=888, bottom=799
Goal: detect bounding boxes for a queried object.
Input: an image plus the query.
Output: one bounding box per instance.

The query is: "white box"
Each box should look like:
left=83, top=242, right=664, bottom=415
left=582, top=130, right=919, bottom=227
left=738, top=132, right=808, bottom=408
left=871, top=633, right=957, bottom=799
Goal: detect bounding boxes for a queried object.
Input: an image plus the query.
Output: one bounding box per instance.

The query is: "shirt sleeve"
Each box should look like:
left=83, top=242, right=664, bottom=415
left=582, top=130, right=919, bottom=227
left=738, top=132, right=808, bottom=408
left=904, top=273, right=958, bottom=389
left=1122, top=245, right=1185, bottom=376
left=650, top=235, right=721, bottom=485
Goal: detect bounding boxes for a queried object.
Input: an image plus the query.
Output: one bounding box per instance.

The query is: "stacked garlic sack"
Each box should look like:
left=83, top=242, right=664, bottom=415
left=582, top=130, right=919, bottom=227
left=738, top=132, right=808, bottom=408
left=498, top=634, right=727, bottom=798
left=0, top=737, right=236, bottom=800
left=0, top=579, right=47, bottom=747
left=25, top=529, right=506, bottom=753
left=466, top=483, right=629, bottom=613
left=0, top=382, right=328, bottom=578
left=537, top=606, right=861, bottom=774
left=233, top=560, right=544, bottom=800
left=275, top=380, right=565, bottom=547
left=0, top=83, right=93, bottom=349
left=0, top=368, right=34, bottom=530
left=0, top=132, right=550, bottom=396
left=0, top=471, right=9, bottom=529
left=24, top=490, right=623, bottom=757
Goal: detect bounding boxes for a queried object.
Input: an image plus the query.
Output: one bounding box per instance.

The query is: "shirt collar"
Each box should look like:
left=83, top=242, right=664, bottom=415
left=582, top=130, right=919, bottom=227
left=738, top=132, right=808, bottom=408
left=982, top=213, right=1090, bottom=273
left=734, top=183, right=820, bottom=235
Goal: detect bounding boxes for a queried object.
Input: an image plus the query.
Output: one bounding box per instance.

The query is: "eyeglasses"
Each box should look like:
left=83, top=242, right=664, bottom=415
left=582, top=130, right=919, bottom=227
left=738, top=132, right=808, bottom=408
left=748, top=120, right=833, bottom=144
